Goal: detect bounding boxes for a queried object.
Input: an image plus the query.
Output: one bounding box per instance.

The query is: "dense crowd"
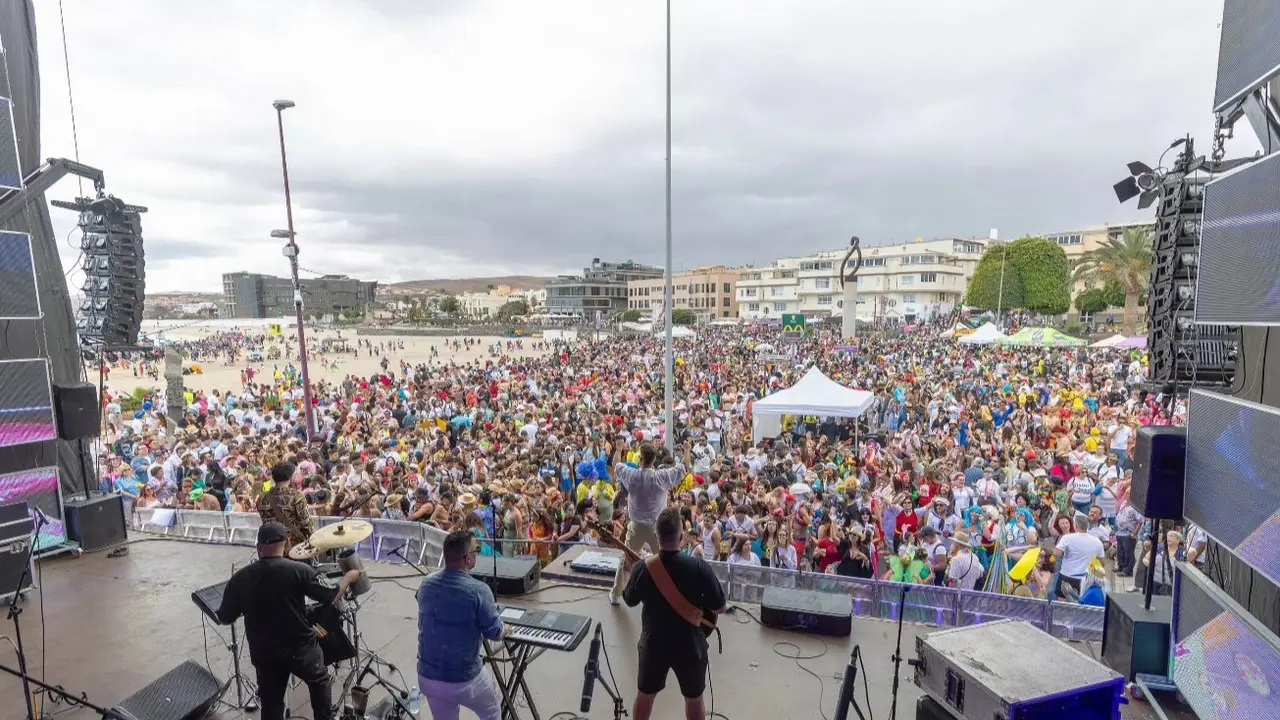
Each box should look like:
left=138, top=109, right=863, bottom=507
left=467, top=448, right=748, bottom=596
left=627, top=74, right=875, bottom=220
left=98, top=320, right=1205, bottom=604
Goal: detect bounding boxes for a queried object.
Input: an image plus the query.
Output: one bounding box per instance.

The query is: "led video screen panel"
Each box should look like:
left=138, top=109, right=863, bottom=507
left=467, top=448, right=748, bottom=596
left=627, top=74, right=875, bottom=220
left=1197, top=151, right=1280, bottom=326
left=1185, top=389, right=1280, bottom=587
left=1173, top=565, right=1280, bottom=719
left=0, top=467, right=65, bottom=552
left=0, top=231, right=39, bottom=319
left=0, top=359, right=56, bottom=449
left=1215, top=0, right=1280, bottom=112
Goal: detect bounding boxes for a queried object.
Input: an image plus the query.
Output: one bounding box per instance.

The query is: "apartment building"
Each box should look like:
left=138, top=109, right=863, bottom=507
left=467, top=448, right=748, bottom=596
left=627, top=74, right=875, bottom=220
left=546, top=258, right=664, bottom=318
left=626, top=265, right=741, bottom=322
left=735, top=238, right=988, bottom=323
left=1043, top=221, right=1155, bottom=306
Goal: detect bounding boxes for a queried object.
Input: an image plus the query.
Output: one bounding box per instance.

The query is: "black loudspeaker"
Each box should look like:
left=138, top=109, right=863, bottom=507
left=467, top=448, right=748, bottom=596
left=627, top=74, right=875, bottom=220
left=52, top=381, right=101, bottom=440
left=760, top=587, right=853, bottom=636
left=113, top=660, right=223, bottom=720
left=1101, top=591, right=1172, bottom=682
left=468, top=555, right=540, bottom=595
left=1129, top=426, right=1185, bottom=519
left=64, top=494, right=127, bottom=551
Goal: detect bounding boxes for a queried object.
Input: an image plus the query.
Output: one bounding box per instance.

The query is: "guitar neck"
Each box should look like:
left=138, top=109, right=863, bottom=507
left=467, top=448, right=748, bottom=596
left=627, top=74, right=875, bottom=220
left=590, top=522, right=643, bottom=564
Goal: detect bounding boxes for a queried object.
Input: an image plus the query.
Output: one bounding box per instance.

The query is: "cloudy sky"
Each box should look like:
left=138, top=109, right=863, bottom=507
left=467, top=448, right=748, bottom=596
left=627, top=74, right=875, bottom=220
left=36, top=0, right=1246, bottom=293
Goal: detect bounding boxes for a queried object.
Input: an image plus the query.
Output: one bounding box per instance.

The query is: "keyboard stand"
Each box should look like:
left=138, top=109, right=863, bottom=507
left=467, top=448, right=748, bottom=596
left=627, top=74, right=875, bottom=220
left=484, top=638, right=545, bottom=720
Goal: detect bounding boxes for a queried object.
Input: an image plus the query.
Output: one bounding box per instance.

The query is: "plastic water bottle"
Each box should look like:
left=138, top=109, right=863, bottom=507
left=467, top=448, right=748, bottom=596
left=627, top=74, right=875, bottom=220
left=408, top=688, right=421, bottom=715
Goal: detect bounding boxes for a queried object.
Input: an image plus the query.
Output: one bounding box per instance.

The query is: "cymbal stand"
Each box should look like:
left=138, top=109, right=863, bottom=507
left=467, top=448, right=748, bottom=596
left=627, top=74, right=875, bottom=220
left=6, top=512, right=42, bottom=720
left=337, top=594, right=411, bottom=719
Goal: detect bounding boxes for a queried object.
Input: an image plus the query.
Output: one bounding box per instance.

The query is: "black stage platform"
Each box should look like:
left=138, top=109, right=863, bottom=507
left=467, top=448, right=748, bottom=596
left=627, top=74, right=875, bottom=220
left=0, top=540, right=1169, bottom=720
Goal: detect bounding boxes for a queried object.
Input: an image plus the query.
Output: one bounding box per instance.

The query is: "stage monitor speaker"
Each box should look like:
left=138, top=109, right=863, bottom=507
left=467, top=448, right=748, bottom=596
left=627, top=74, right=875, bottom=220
left=1129, top=426, right=1185, bottom=520
left=1100, top=591, right=1172, bottom=681
left=64, top=494, right=127, bottom=552
left=52, top=381, right=101, bottom=440
left=760, top=587, right=853, bottom=637
left=113, top=660, right=223, bottom=720
left=468, top=555, right=540, bottom=595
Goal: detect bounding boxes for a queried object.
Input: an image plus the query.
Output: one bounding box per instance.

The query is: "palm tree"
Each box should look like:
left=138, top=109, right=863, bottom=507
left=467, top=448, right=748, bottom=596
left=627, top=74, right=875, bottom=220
left=1071, top=227, right=1152, bottom=335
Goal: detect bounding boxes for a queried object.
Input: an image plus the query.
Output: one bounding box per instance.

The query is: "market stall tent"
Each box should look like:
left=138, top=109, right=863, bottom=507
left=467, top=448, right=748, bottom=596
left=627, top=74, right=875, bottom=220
left=999, top=327, right=1085, bottom=347
left=958, top=322, right=1008, bottom=345
left=751, top=366, right=875, bottom=443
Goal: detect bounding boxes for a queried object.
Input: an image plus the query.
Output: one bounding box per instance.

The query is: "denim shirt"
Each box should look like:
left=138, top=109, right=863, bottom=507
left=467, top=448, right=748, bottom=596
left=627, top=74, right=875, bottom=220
left=417, top=569, right=505, bottom=683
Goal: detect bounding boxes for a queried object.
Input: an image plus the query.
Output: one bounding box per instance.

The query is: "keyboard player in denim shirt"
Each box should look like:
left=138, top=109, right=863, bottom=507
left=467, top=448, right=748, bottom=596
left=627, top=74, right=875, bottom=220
left=417, top=529, right=510, bottom=720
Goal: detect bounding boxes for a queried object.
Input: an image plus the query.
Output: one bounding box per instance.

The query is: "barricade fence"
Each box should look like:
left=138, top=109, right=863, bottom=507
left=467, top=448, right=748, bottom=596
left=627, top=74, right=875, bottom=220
left=132, top=508, right=1104, bottom=641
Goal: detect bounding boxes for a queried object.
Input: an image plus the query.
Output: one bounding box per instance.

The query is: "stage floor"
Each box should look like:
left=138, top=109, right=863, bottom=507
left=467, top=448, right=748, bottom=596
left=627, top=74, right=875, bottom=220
left=3, top=539, right=1177, bottom=720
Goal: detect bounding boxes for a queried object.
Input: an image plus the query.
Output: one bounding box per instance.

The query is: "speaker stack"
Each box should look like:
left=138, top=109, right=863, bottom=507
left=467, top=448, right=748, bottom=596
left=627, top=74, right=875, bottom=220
left=75, top=197, right=147, bottom=355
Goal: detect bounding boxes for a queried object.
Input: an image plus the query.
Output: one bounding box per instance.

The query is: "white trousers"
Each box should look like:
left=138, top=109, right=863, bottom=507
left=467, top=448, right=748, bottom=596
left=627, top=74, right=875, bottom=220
left=419, top=669, right=502, bottom=720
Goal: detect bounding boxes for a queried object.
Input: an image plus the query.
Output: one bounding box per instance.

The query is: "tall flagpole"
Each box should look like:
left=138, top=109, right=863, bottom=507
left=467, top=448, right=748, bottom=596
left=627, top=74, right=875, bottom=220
left=663, top=0, right=675, bottom=454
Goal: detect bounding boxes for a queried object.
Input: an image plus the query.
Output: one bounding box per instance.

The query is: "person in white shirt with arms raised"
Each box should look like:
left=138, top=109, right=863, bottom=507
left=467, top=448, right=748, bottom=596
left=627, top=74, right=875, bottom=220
left=609, top=440, right=692, bottom=604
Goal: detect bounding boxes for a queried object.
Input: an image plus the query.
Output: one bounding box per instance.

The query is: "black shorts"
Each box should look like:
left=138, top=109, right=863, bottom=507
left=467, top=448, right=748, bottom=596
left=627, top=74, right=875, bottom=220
left=637, top=641, right=707, bottom=698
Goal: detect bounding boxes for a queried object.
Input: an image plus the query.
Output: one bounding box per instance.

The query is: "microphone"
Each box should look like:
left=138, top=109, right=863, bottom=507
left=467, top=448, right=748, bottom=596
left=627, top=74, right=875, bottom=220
left=580, top=625, right=602, bottom=713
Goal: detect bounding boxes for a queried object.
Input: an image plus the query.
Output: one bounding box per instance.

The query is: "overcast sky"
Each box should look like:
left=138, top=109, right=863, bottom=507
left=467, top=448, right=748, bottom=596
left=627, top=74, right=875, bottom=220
left=36, top=0, right=1246, bottom=293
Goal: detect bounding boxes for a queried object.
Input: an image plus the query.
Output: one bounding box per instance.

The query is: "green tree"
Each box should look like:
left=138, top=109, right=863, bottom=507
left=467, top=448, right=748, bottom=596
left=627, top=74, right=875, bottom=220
left=618, top=309, right=642, bottom=322
left=1101, top=279, right=1126, bottom=308
left=965, top=244, right=1025, bottom=311
left=1071, top=227, right=1153, bottom=334
left=1073, top=287, right=1108, bottom=315
left=671, top=308, right=696, bottom=325
left=439, top=295, right=461, bottom=315
left=496, top=299, right=529, bottom=321
left=1007, top=236, right=1071, bottom=315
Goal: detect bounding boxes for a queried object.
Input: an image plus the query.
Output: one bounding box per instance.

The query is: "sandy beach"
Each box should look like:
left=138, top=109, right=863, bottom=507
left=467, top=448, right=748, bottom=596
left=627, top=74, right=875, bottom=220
left=102, top=324, right=550, bottom=398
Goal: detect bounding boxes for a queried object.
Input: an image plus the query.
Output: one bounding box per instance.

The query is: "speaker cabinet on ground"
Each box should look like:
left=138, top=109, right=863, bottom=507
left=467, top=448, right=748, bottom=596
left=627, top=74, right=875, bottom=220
left=52, top=381, right=100, bottom=440
left=1101, top=591, right=1172, bottom=681
left=64, top=494, right=127, bottom=551
left=1130, top=426, right=1185, bottom=519
left=113, top=660, right=223, bottom=720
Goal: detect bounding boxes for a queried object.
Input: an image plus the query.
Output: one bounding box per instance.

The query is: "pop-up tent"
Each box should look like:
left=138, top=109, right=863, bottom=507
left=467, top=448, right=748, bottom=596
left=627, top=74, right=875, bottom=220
left=958, top=322, right=1008, bottom=345
left=1090, top=333, right=1126, bottom=348
left=1000, top=327, right=1085, bottom=347
left=751, top=366, right=875, bottom=443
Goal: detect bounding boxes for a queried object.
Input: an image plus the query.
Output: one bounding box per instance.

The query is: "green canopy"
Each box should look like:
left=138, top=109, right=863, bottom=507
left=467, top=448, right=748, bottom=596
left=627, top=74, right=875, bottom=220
left=998, top=327, right=1085, bottom=347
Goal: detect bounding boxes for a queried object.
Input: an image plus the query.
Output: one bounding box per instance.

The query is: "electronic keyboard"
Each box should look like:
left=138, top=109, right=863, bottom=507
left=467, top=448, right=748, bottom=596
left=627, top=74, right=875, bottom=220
left=497, top=605, right=591, bottom=651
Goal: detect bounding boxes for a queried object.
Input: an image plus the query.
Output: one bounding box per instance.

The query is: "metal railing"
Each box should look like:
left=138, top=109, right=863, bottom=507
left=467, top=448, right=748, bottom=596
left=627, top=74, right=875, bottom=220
left=132, top=508, right=1105, bottom=640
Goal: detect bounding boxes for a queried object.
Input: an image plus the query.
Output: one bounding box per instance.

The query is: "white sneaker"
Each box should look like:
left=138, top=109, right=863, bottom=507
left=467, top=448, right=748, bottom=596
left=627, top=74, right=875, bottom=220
left=609, top=592, right=621, bottom=606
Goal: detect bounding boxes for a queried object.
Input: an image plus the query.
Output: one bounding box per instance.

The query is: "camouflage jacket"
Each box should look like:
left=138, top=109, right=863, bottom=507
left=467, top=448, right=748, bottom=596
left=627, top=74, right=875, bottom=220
left=258, top=485, right=315, bottom=546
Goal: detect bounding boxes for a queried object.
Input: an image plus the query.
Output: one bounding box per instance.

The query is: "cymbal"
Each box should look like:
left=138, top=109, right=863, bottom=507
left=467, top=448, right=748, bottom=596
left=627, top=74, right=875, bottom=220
left=288, top=541, right=321, bottom=561
left=309, top=520, right=374, bottom=550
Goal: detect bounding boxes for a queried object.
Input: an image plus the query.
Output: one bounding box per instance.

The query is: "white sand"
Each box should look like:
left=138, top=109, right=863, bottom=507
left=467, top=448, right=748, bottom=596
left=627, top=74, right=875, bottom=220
left=103, top=326, right=548, bottom=397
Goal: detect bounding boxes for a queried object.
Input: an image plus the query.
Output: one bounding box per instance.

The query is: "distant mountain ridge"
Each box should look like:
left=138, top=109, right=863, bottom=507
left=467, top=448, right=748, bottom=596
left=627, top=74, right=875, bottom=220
left=388, top=275, right=554, bottom=294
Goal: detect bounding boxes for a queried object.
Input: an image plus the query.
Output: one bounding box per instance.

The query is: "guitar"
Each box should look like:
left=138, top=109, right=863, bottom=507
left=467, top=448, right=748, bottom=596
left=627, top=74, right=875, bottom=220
left=586, top=520, right=720, bottom=639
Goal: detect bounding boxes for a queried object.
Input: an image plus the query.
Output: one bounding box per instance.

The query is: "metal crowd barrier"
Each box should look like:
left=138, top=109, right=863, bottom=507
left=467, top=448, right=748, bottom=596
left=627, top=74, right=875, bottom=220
left=131, top=508, right=1104, bottom=640
left=717, top=563, right=1106, bottom=642
left=131, top=507, right=449, bottom=568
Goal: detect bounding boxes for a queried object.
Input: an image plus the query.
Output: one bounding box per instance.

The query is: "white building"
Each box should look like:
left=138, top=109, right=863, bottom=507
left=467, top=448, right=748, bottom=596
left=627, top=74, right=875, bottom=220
left=736, top=238, right=988, bottom=323
left=457, top=286, right=546, bottom=319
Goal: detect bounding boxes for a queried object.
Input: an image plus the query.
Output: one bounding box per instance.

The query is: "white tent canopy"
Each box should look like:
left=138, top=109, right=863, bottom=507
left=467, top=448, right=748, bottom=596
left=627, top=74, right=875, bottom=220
left=958, top=322, right=1008, bottom=345
left=751, top=367, right=875, bottom=443
left=1090, top=333, right=1126, bottom=348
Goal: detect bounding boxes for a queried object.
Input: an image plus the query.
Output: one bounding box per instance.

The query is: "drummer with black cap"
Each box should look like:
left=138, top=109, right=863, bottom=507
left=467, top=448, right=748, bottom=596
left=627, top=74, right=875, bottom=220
left=216, top=522, right=363, bottom=720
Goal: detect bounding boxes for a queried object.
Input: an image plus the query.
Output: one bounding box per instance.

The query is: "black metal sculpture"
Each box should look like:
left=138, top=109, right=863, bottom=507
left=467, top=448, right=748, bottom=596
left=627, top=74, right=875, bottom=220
left=839, top=235, right=862, bottom=290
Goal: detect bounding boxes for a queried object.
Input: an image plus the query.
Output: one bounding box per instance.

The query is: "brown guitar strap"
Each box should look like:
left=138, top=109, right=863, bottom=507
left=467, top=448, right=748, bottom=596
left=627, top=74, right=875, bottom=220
left=644, top=556, right=723, bottom=653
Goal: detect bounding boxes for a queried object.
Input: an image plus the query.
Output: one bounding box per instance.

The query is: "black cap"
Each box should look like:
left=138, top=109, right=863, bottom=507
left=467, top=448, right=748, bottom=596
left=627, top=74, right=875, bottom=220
left=258, top=522, right=289, bottom=546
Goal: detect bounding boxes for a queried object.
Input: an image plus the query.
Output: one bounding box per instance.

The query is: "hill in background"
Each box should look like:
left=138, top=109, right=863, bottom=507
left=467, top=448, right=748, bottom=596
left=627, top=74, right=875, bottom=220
left=388, top=275, right=554, bottom=295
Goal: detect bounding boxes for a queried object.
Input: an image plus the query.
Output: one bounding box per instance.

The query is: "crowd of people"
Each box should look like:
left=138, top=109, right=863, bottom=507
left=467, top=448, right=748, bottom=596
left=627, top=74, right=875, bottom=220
left=99, top=318, right=1203, bottom=606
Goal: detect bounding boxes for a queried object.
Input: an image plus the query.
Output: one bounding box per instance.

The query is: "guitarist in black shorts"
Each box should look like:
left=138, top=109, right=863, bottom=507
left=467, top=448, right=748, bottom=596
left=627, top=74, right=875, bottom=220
left=622, top=507, right=727, bottom=720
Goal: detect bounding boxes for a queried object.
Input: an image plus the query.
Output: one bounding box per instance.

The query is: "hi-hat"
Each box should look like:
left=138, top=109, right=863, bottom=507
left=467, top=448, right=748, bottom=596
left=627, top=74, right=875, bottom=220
left=309, top=520, right=374, bottom=550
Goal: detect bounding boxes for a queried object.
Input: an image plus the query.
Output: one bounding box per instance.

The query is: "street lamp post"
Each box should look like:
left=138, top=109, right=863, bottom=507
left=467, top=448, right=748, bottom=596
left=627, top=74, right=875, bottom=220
left=995, top=244, right=1007, bottom=328
left=272, top=99, right=316, bottom=442
left=662, top=0, right=674, bottom=454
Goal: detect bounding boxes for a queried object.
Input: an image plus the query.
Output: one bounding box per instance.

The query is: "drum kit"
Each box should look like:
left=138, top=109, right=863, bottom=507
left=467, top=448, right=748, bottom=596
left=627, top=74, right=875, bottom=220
left=281, top=520, right=414, bottom=719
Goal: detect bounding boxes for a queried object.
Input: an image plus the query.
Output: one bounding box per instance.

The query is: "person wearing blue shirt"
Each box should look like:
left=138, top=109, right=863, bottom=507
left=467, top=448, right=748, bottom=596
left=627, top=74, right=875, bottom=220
left=417, top=530, right=508, bottom=720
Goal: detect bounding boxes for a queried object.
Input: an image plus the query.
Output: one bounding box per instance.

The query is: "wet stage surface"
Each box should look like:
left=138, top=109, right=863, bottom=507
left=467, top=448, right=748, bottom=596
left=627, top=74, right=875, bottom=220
left=2, top=539, right=1176, bottom=720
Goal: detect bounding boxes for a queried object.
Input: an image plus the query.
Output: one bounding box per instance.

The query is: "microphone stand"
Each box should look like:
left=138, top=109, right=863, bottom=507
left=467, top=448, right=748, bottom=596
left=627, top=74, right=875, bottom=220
left=583, top=624, right=627, bottom=720
left=833, top=645, right=867, bottom=720
left=889, top=584, right=911, bottom=720
left=7, top=511, right=44, bottom=720
left=0, top=661, right=135, bottom=720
